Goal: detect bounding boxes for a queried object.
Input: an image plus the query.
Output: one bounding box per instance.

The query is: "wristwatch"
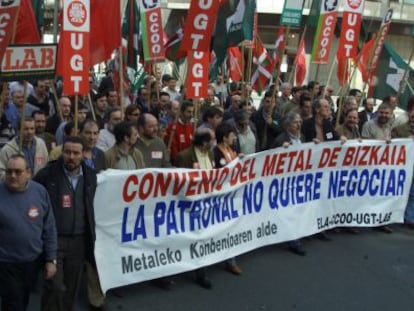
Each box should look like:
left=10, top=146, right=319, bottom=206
left=47, top=260, right=57, bottom=265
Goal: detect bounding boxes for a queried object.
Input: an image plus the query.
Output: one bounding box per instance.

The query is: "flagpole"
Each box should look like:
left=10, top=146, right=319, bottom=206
left=119, top=47, right=125, bottom=118
left=11, top=4, right=21, bottom=43
left=87, top=93, right=96, bottom=121
left=335, top=58, right=349, bottom=128
left=326, top=58, right=337, bottom=88
left=240, top=43, right=247, bottom=100
left=74, top=95, right=79, bottom=134
left=53, top=0, right=60, bottom=43
left=396, top=43, right=414, bottom=104
left=272, top=26, right=290, bottom=99
left=18, top=81, right=28, bottom=153
left=145, top=71, right=152, bottom=113
left=50, top=81, right=63, bottom=122
left=0, top=83, right=7, bottom=121
left=312, top=64, right=320, bottom=100
left=245, top=43, right=254, bottom=100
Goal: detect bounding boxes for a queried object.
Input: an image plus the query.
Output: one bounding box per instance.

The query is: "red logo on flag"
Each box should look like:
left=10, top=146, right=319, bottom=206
left=347, top=0, right=362, bottom=10
left=67, top=1, right=87, bottom=27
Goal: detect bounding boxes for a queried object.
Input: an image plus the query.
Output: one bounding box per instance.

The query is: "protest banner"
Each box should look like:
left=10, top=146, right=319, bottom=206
left=0, top=44, right=57, bottom=81
left=94, top=139, right=414, bottom=292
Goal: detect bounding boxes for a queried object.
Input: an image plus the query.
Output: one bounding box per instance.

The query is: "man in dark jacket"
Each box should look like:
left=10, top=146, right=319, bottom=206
left=33, top=136, right=97, bottom=311
left=250, top=91, right=282, bottom=151
left=301, top=98, right=338, bottom=143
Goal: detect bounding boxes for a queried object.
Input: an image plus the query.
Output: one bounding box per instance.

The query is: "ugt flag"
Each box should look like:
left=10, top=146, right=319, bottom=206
left=372, top=42, right=414, bottom=110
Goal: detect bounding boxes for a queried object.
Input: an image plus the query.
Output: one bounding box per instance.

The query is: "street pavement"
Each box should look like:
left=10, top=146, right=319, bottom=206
left=27, top=224, right=414, bottom=311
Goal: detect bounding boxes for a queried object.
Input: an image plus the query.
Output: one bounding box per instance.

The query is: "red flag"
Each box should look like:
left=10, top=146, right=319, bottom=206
left=272, top=27, right=285, bottom=67
left=186, top=50, right=209, bottom=99
left=295, top=39, right=306, bottom=86
left=356, top=37, right=375, bottom=83
left=227, top=47, right=243, bottom=82
left=180, top=0, right=220, bottom=51
left=0, top=1, right=20, bottom=61
left=90, top=0, right=121, bottom=65
left=60, top=0, right=90, bottom=95
left=14, top=0, right=41, bottom=44
left=336, top=56, right=349, bottom=87
left=336, top=0, right=365, bottom=60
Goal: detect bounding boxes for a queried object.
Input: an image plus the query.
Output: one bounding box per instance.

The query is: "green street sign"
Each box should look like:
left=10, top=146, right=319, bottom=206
left=281, top=0, right=304, bottom=26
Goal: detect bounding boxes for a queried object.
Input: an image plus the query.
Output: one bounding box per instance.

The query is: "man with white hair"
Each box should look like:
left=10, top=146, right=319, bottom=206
left=45, top=96, right=72, bottom=135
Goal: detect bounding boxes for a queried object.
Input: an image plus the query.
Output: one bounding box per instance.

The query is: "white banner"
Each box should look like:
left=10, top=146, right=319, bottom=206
left=94, top=140, right=414, bottom=292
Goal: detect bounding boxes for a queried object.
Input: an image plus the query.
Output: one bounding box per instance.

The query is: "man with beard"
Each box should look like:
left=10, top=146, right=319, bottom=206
left=359, top=98, right=376, bottom=131
left=361, top=102, right=393, bottom=234
left=335, top=109, right=361, bottom=139
left=136, top=114, right=171, bottom=168
left=136, top=114, right=173, bottom=290
left=33, top=136, right=97, bottom=311
left=361, top=102, right=392, bottom=140
left=96, top=108, right=122, bottom=152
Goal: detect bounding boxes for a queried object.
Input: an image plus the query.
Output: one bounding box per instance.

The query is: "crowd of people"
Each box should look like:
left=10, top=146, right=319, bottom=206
left=0, top=71, right=413, bottom=310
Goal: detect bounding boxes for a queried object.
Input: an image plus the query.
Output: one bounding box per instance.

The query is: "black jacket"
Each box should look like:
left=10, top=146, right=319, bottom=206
left=301, top=117, right=338, bottom=142
left=271, top=131, right=305, bottom=148
left=250, top=108, right=282, bottom=151
left=33, top=158, right=97, bottom=260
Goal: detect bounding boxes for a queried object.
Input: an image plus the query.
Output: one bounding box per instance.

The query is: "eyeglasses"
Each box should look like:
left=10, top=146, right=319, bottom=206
left=5, top=169, right=25, bottom=176
left=130, top=113, right=140, bottom=116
